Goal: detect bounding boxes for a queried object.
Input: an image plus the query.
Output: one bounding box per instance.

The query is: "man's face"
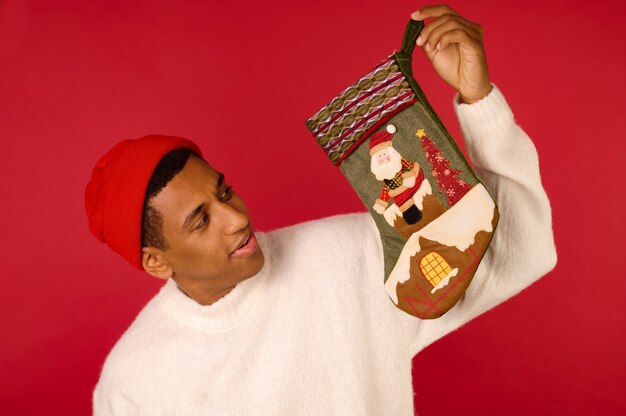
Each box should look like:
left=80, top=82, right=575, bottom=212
left=148, top=155, right=264, bottom=304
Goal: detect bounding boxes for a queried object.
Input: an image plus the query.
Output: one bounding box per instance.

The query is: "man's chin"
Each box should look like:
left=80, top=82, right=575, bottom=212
left=237, top=248, right=265, bottom=281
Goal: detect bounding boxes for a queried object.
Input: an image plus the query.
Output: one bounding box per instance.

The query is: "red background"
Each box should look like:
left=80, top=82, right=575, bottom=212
left=1, top=1, right=624, bottom=414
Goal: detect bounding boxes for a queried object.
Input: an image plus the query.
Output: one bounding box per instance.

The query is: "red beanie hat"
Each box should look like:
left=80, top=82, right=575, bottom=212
left=369, top=124, right=397, bottom=155
left=85, top=134, right=203, bottom=270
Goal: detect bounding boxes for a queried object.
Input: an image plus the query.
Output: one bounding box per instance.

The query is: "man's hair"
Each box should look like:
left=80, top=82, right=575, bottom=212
left=141, top=147, right=196, bottom=250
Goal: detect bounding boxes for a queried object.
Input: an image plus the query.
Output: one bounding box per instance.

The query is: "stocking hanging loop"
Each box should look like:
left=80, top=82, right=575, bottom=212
left=399, top=19, right=425, bottom=60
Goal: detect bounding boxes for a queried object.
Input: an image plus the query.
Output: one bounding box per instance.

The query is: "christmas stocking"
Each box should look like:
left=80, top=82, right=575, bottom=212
left=305, top=19, right=500, bottom=319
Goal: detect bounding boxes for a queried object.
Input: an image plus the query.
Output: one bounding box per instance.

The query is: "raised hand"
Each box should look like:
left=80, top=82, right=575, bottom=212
left=411, top=4, right=493, bottom=104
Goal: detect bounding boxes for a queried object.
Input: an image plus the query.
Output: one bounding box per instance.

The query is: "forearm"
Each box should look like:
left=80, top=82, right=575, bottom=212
left=457, top=82, right=558, bottom=289
left=401, top=83, right=558, bottom=355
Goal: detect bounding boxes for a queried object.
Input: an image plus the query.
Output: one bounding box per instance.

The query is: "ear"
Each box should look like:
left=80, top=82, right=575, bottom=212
left=141, top=247, right=173, bottom=280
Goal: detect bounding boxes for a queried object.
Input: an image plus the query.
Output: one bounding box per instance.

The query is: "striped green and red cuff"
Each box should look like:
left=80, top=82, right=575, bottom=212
left=305, top=54, right=419, bottom=166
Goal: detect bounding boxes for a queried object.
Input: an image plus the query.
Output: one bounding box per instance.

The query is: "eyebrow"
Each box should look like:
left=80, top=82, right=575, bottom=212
left=181, top=172, right=225, bottom=232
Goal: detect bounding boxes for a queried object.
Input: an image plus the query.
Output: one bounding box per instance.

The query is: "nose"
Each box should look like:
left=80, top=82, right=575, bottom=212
left=215, top=200, right=249, bottom=235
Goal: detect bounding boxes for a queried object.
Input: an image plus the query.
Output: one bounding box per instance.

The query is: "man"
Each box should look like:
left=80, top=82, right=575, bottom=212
left=86, top=5, right=557, bottom=415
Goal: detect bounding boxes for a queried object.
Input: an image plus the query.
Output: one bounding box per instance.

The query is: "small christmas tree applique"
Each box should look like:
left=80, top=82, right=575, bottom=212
left=417, top=128, right=472, bottom=207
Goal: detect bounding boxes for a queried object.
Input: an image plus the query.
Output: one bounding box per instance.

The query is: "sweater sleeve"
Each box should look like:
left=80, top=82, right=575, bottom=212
left=394, top=83, right=558, bottom=356
left=92, top=358, right=141, bottom=416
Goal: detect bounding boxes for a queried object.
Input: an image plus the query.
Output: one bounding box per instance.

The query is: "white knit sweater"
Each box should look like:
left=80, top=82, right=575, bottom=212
left=93, top=83, right=558, bottom=415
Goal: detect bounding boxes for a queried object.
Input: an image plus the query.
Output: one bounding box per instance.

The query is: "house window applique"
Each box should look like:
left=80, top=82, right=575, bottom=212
left=419, top=251, right=459, bottom=294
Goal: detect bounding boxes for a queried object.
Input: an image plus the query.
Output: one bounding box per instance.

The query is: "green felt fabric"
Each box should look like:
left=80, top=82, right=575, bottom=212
left=305, top=19, right=499, bottom=319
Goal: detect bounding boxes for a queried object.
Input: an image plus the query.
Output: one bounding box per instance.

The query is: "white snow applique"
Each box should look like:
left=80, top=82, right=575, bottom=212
left=384, top=183, right=495, bottom=305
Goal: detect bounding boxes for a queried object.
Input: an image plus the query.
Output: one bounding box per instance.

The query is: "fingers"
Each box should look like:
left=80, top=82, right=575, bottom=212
left=434, top=28, right=482, bottom=53
left=418, top=17, right=482, bottom=51
left=411, top=4, right=484, bottom=51
left=411, top=4, right=459, bottom=21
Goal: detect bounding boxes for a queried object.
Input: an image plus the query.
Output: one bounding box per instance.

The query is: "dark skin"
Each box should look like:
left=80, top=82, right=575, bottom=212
left=141, top=155, right=265, bottom=305
left=411, top=4, right=493, bottom=104
left=141, top=4, right=491, bottom=306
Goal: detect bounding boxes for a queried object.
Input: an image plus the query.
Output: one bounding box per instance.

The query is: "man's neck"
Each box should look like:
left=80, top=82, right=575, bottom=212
left=175, top=280, right=238, bottom=306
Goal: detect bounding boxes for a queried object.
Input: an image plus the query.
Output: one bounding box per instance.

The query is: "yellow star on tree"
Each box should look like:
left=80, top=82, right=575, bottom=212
left=415, top=128, right=426, bottom=138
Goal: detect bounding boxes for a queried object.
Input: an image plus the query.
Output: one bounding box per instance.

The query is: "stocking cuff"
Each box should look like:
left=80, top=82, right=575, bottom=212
left=305, top=54, right=419, bottom=166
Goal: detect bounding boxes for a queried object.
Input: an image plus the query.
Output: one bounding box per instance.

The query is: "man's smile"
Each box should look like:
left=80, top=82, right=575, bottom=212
left=230, top=228, right=258, bottom=257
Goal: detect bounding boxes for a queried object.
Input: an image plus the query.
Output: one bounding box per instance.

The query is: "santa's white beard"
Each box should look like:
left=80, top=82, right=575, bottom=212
left=371, top=147, right=402, bottom=181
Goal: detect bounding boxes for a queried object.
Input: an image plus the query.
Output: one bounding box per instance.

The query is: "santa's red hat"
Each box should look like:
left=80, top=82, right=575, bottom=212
left=369, top=124, right=397, bottom=155
left=84, top=135, right=202, bottom=270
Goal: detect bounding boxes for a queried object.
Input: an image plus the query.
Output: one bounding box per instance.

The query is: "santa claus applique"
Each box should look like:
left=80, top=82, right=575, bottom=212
left=370, top=124, right=433, bottom=227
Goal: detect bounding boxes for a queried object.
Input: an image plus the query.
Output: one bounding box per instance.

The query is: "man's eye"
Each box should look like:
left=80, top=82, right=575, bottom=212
left=220, top=185, right=233, bottom=200
left=195, top=213, right=208, bottom=230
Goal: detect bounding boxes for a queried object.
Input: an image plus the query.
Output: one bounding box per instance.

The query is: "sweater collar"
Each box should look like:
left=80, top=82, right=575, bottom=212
left=155, top=231, right=270, bottom=332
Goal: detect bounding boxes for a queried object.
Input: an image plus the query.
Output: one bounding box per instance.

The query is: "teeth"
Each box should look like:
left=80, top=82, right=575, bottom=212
left=239, top=234, right=250, bottom=249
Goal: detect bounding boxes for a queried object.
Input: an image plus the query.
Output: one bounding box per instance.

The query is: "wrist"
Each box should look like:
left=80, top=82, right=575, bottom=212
left=459, top=83, right=494, bottom=105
